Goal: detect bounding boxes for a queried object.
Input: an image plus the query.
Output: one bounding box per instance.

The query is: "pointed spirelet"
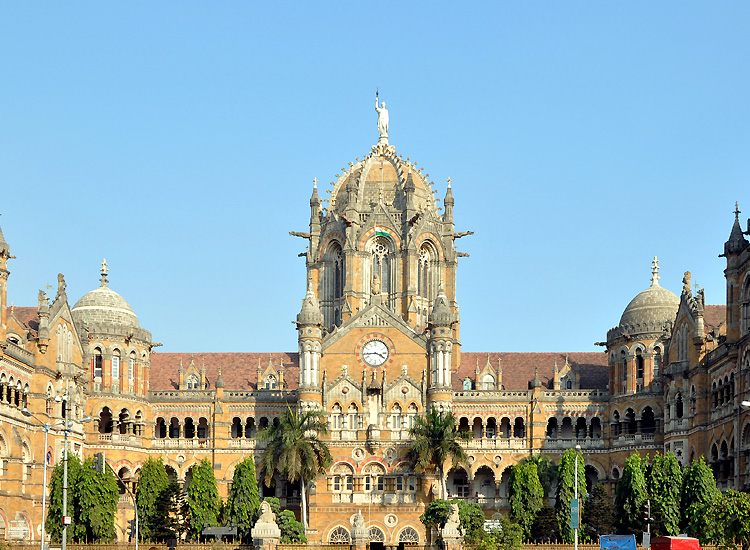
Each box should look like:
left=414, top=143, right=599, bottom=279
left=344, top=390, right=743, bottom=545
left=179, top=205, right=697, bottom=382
left=725, top=202, right=748, bottom=255
left=429, top=285, right=454, bottom=327
left=297, top=280, right=324, bottom=326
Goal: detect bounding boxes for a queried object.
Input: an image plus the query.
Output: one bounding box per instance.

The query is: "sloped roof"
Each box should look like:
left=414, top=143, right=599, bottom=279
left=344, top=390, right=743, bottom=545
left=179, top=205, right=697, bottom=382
left=457, top=352, right=609, bottom=391
left=150, top=350, right=608, bottom=392
left=703, top=305, right=726, bottom=333
left=7, top=306, right=39, bottom=333
left=149, top=352, right=300, bottom=391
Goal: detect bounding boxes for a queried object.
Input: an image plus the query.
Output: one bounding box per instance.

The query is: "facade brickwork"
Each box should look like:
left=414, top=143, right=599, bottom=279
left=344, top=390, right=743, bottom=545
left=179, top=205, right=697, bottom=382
left=0, top=125, right=748, bottom=545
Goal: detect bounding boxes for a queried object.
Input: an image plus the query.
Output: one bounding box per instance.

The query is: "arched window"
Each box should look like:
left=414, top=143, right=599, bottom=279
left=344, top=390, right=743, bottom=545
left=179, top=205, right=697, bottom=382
left=418, top=243, right=438, bottom=300
left=264, top=375, right=277, bottom=390
left=399, top=527, right=420, bottom=544
left=370, top=237, right=392, bottom=295
left=390, top=403, right=403, bottom=429
left=348, top=404, right=360, bottom=430
left=370, top=527, right=385, bottom=542
left=187, top=375, right=200, bottom=390
left=112, top=349, right=121, bottom=386
left=740, top=276, right=750, bottom=335
left=93, top=348, right=103, bottom=380
left=331, top=404, right=342, bottom=429
left=482, top=373, right=495, bottom=390
left=636, top=349, right=644, bottom=379
left=675, top=392, right=684, bottom=419
left=329, top=527, right=351, bottom=544
left=407, top=403, right=418, bottom=428
left=654, top=347, right=662, bottom=378
left=129, top=352, right=136, bottom=387
left=323, top=241, right=346, bottom=328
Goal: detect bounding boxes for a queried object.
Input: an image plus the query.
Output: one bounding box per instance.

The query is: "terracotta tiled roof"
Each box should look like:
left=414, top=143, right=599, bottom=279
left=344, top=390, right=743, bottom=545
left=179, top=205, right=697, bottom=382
left=149, top=352, right=300, bottom=391
left=457, top=352, right=609, bottom=391
left=703, top=305, right=725, bottom=333
left=7, top=306, right=39, bottom=333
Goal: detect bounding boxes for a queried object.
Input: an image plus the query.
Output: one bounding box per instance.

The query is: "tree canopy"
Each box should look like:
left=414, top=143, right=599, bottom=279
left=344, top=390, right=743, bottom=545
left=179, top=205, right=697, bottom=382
left=258, top=407, right=332, bottom=528
left=408, top=408, right=471, bottom=498
left=614, top=452, right=647, bottom=536
left=46, top=454, right=119, bottom=543
left=226, top=457, right=261, bottom=543
left=135, top=457, right=171, bottom=541
left=508, top=460, right=545, bottom=539
left=555, top=447, right=586, bottom=543
left=583, top=484, right=615, bottom=542
left=185, top=458, right=220, bottom=540
left=681, top=456, right=719, bottom=542
left=645, top=452, right=683, bottom=536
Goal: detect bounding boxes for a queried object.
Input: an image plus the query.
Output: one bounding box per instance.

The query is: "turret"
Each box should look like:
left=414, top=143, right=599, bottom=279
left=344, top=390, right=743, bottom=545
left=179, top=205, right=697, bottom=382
left=296, top=281, right=323, bottom=397
left=310, top=178, right=321, bottom=254
left=427, top=286, right=455, bottom=411
left=443, top=178, right=454, bottom=226
left=722, top=203, right=749, bottom=341
left=37, top=290, right=50, bottom=354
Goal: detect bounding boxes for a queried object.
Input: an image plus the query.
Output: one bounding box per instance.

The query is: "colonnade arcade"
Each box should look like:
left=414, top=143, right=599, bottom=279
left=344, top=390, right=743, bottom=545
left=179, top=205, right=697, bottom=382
left=457, top=415, right=525, bottom=439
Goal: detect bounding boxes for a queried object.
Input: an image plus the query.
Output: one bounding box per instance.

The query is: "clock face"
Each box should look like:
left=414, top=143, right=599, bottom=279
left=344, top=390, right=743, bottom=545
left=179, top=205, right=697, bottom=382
left=362, top=339, right=390, bottom=367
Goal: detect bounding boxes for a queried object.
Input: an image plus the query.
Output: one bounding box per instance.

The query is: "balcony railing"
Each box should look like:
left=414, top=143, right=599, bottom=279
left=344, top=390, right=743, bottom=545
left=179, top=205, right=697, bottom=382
left=152, top=438, right=210, bottom=449
left=98, top=433, right=142, bottom=446
left=543, top=437, right=605, bottom=450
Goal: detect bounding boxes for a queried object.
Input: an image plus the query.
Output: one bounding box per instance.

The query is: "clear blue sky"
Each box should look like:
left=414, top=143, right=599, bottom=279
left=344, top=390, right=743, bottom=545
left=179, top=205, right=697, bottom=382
left=1, top=3, right=748, bottom=353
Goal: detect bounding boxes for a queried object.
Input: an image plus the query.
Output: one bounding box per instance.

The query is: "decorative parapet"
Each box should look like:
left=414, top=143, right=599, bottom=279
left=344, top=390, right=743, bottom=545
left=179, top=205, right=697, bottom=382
left=540, top=389, right=608, bottom=400
left=453, top=390, right=531, bottom=400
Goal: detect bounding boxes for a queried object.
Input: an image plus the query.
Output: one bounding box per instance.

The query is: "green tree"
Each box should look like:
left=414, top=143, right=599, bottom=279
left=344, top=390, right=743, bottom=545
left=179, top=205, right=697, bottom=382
left=706, top=490, right=750, bottom=550
left=508, top=460, right=544, bottom=539
left=420, top=499, right=451, bottom=531
left=262, top=497, right=307, bottom=543
left=614, top=452, right=647, bottom=535
left=77, top=456, right=119, bottom=541
left=681, top=456, right=719, bottom=542
left=555, top=447, right=586, bottom=543
left=259, top=407, right=332, bottom=529
left=226, top=457, right=261, bottom=543
left=408, top=408, right=471, bottom=498
left=521, top=454, right=557, bottom=497
left=457, top=500, right=487, bottom=543
left=583, top=484, right=615, bottom=542
left=185, top=458, right=221, bottom=540
left=530, top=506, right=560, bottom=543
left=135, top=457, right=171, bottom=541
left=646, top=452, right=683, bottom=536
left=477, top=517, right=524, bottom=550
left=45, top=454, right=119, bottom=542
left=152, top=477, right=186, bottom=543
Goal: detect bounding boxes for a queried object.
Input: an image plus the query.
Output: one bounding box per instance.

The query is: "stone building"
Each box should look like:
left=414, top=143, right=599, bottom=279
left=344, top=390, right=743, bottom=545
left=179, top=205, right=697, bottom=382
left=0, top=105, right=748, bottom=544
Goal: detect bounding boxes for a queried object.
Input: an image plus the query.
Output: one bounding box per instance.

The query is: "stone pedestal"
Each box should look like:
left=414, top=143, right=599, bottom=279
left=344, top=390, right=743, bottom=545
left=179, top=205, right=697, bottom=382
left=252, top=501, right=281, bottom=550
left=351, top=509, right=368, bottom=550
left=442, top=503, right=464, bottom=550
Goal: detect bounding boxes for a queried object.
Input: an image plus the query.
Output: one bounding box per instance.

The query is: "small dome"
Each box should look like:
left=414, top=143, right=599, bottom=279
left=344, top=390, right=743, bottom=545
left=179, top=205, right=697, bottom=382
left=618, top=283, right=679, bottom=332
left=72, top=277, right=140, bottom=330
left=297, top=282, right=323, bottom=326
left=429, top=286, right=454, bottom=327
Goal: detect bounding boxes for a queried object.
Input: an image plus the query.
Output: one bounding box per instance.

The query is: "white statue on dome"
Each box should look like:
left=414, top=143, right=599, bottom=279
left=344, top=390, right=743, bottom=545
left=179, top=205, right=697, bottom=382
left=375, top=92, right=389, bottom=138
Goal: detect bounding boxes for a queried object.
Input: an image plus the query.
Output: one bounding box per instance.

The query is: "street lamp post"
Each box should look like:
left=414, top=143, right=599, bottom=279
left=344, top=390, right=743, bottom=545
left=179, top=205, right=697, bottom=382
left=21, top=409, right=64, bottom=550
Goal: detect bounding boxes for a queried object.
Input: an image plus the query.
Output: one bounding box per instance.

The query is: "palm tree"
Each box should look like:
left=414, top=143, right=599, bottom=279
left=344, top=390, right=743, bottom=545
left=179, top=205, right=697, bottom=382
left=258, top=407, right=332, bottom=529
left=407, top=408, right=471, bottom=499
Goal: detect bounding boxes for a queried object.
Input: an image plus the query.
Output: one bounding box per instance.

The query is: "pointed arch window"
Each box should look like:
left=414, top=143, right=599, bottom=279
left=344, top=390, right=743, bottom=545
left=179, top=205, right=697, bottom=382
left=418, top=241, right=439, bottom=302
left=112, top=350, right=121, bottom=385
left=264, top=375, right=277, bottom=390
left=186, top=375, right=200, bottom=390
left=371, top=237, right=392, bottom=295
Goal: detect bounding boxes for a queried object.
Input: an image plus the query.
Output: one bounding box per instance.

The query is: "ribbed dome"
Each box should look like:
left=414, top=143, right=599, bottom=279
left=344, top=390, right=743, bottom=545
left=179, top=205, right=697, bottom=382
left=618, top=283, right=679, bottom=330
left=429, top=286, right=454, bottom=327
left=72, top=281, right=140, bottom=329
left=297, top=282, right=323, bottom=326
left=329, top=144, right=438, bottom=216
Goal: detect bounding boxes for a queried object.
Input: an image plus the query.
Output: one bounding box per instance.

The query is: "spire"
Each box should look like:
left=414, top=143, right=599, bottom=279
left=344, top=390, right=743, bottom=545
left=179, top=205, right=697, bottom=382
left=215, top=367, right=225, bottom=389
left=650, top=256, right=660, bottom=287
left=725, top=202, right=748, bottom=256
left=0, top=218, right=9, bottom=256
left=443, top=177, right=454, bottom=223
left=100, top=258, right=109, bottom=287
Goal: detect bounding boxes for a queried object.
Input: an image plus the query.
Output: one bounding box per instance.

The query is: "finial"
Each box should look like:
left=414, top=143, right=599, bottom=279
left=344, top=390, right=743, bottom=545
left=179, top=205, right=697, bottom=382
left=100, top=258, right=109, bottom=285
left=734, top=201, right=741, bottom=220
left=313, top=177, right=318, bottom=189
left=447, top=177, right=452, bottom=188
left=650, top=256, right=660, bottom=286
